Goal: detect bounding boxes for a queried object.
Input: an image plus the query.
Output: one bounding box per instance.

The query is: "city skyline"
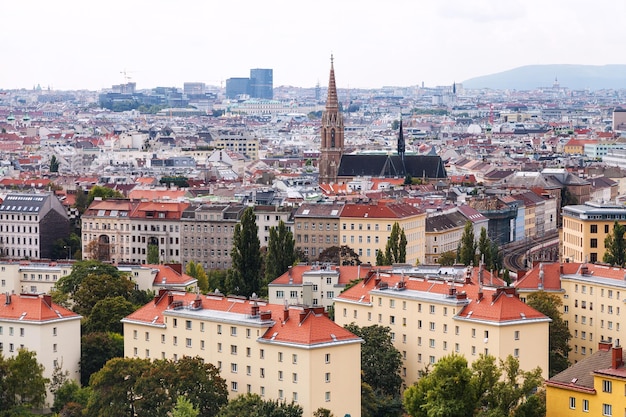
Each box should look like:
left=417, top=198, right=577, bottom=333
left=2, top=0, right=626, bottom=91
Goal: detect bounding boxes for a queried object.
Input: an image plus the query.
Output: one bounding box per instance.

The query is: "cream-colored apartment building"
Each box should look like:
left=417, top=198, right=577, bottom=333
left=562, top=201, right=626, bottom=263
left=339, top=202, right=426, bottom=265
left=0, top=293, right=81, bottom=410
left=334, top=264, right=551, bottom=387
left=122, top=291, right=362, bottom=417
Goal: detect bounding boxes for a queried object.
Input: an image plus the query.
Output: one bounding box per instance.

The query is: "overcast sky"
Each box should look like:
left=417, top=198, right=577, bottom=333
left=2, top=0, right=625, bottom=91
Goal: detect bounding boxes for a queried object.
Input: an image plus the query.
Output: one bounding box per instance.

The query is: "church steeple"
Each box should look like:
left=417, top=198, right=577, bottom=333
left=319, top=55, right=344, bottom=184
left=397, top=116, right=405, bottom=157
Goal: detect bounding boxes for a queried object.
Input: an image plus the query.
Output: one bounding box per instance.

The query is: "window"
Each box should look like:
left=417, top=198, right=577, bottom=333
left=278, top=352, right=283, bottom=362
left=293, top=373, right=298, bottom=383
left=217, top=325, right=222, bottom=334
left=231, top=345, right=237, bottom=355
left=260, top=349, right=265, bottom=359
left=325, top=353, right=331, bottom=364
left=325, top=391, right=331, bottom=402
left=429, top=322, right=435, bottom=331
left=260, top=368, right=265, bottom=378
left=602, top=403, right=612, bottom=416
left=278, top=370, right=283, bottom=381
left=569, top=397, right=575, bottom=409
left=430, top=305, right=435, bottom=314
left=514, top=330, right=520, bottom=340
left=325, top=372, right=331, bottom=383
left=582, top=399, right=589, bottom=412
left=217, top=343, right=222, bottom=352
left=231, top=363, right=237, bottom=373
left=292, top=354, right=298, bottom=364
left=231, top=381, right=238, bottom=392
left=390, top=316, right=395, bottom=325
left=429, top=339, right=435, bottom=348
left=591, top=224, right=597, bottom=233
left=602, top=379, right=612, bottom=393
left=230, top=326, right=237, bottom=336
left=186, top=338, right=192, bottom=347
left=185, top=320, right=192, bottom=330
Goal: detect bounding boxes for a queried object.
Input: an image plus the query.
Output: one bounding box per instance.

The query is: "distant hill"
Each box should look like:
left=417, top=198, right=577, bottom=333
left=462, top=64, right=626, bottom=90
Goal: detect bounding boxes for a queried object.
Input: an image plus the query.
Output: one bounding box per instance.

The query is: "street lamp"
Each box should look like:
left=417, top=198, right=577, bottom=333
left=64, top=245, right=71, bottom=260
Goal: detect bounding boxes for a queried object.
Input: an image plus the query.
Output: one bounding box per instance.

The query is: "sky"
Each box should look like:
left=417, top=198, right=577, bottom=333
left=2, top=0, right=626, bottom=91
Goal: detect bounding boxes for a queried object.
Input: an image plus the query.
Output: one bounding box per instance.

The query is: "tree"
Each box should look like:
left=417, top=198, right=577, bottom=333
left=229, top=207, right=262, bottom=297
left=52, top=380, right=91, bottom=414
left=83, top=296, right=135, bottom=334
left=3, top=349, right=49, bottom=412
left=171, top=356, right=228, bottom=417
left=74, top=188, right=90, bottom=214
left=527, top=291, right=571, bottom=376
left=172, top=396, right=199, bottom=417
left=383, top=222, right=407, bottom=265
left=477, top=227, right=491, bottom=266
left=73, top=273, right=135, bottom=317
left=186, top=261, right=209, bottom=293
left=437, top=250, right=457, bottom=266
left=50, top=155, right=60, bottom=172
left=86, top=185, right=124, bottom=206
left=55, top=260, right=123, bottom=298
left=80, top=332, right=124, bottom=386
left=603, top=221, right=626, bottom=266
left=313, top=408, right=334, bottom=417
left=147, top=243, right=160, bottom=264
left=458, top=221, right=477, bottom=266
left=265, top=220, right=296, bottom=282
left=344, top=324, right=402, bottom=397
left=318, top=245, right=361, bottom=266
left=217, top=393, right=302, bottom=417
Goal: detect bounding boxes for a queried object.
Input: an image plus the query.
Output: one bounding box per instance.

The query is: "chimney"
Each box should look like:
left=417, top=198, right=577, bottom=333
left=260, top=311, right=272, bottom=320
left=613, top=341, right=623, bottom=369
left=42, top=294, right=52, bottom=307
left=165, top=263, right=182, bottom=274
left=4, top=292, right=10, bottom=305
left=299, top=308, right=308, bottom=324
left=283, top=306, right=290, bottom=322
left=599, top=341, right=612, bottom=351
left=288, top=266, right=293, bottom=284
left=477, top=289, right=483, bottom=301
left=251, top=302, right=260, bottom=317
left=456, top=291, right=467, bottom=300
left=168, top=292, right=174, bottom=306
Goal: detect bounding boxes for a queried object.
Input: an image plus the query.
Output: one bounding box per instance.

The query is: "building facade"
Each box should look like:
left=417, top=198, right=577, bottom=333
left=293, top=203, right=343, bottom=261
left=122, top=291, right=362, bottom=417
left=249, top=68, right=273, bottom=99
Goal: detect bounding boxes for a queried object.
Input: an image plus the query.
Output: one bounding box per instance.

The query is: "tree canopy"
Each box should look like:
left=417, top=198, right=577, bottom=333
left=318, top=245, right=361, bottom=266
left=186, top=261, right=209, bottom=293
left=526, top=291, right=571, bottom=376
left=0, top=349, right=49, bottom=414
left=228, top=207, right=262, bottom=297
left=265, top=220, right=296, bottom=282
left=216, top=393, right=302, bottom=417
left=379, top=222, right=407, bottom=265
left=403, top=353, right=544, bottom=417
left=603, top=221, right=626, bottom=267
left=80, top=332, right=124, bottom=387
left=458, top=221, right=477, bottom=266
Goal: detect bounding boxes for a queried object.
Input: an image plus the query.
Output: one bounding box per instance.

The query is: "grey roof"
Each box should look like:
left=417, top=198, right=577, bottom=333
left=426, top=211, right=467, bottom=232
left=549, top=348, right=615, bottom=390
left=337, top=154, right=447, bottom=179
left=0, top=194, right=48, bottom=213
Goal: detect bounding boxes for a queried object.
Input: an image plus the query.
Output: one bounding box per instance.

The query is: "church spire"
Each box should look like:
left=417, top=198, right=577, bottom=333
left=397, top=115, right=405, bottom=157
left=325, top=54, right=339, bottom=110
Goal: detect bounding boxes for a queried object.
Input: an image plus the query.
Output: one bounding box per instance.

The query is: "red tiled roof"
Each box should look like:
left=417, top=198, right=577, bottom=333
left=341, top=201, right=423, bottom=219
left=0, top=293, right=80, bottom=322
left=270, top=264, right=374, bottom=286
left=143, top=264, right=197, bottom=287
left=514, top=262, right=579, bottom=291
left=124, top=292, right=360, bottom=346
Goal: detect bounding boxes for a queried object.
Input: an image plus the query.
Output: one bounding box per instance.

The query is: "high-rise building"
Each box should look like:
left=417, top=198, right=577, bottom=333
left=249, top=68, right=273, bottom=99
left=318, top=56, right=344, bottom=184
left=225, top=78, right=250, bottom=99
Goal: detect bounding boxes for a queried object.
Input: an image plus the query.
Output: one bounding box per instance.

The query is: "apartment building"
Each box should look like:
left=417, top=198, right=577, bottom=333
left=424, top=209, right=469, bottom=264
left=268, top=264, right=373, bottom=311
left=122, top=291, right=362, bottom=417
left=82, top=199, right=189, bottom=264
left=293, top=203, right=343, bottom=261
left=546, top=341, right=625, bottom=417
left=254, top=205, right=293, bottom=247
left=562, top=201, right=626, bottom=263
left=334, top=264, right=551, bottom=388
left=0, top=293, right=81, bottom=409
left=339, top=201, right=426, bottom=265
left=180, top=204, right=245, bottom=271
left=118, top=263, right=197, bottom=292
left=0, top=193, right=70, bottom=260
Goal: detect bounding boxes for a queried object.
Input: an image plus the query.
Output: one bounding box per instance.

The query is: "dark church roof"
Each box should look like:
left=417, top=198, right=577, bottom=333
left=337, top=154, right=447, bottom=179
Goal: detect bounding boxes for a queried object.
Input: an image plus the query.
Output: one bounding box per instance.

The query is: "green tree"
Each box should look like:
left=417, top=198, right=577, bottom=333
left=74, top=188, right=90, bottom=214
left=229, top=207, right=262, bottom=297
left=313, top=408, right=334, bottom=417
left=527, top=291, right=571, bottom=376
left=86, top=185, right=124, bottom=206
left=458, top=221, right=477, bottom=266
left=217, top=393, right=302, bottom=417
left=55, top=260, right=123, bottom=299
left=375, top=249, right=385, bottom=266
left=50, top=155, right=60, bottom=172
left=603, top=221, right=626, bottom=266
left=171, top=356, right=228, bottom=417
left=186, top=261, right=209, bottom=293
left=73, top=273, right=134, bottom=317
left=265, top=220, right=296, bottom=282
left=52, top=380, right=91, bottom=414
left=83, top=296, right=135, bottom=334
left=383, top=222, right=407, bottom=265
left=172, top=396, right=200, bottom=417
left=344, top=324, right=402, bottom=397
left=318, top=245, right=361, bottom=266
left=80, top=332, right=124, bottom=386
left=437, top=250, right=457, bottom=266
left=147, top=243, right=160, bottom=264
left=404, top=353, right=475, bottom=417
left=477, top=227, right=491, bottom=266
left=3, top=349, right=49, bottom=412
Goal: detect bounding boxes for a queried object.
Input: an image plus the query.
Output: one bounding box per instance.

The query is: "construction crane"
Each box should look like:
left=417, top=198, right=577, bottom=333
left=120, top=69, right=134, bottom=83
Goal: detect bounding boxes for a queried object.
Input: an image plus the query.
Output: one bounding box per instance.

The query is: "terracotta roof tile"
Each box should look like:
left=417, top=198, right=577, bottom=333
left=0, top=293, right=80, bottom=322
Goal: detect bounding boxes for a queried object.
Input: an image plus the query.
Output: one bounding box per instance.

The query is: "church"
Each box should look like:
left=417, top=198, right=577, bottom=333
left=318, top=57, right=447, bottom=184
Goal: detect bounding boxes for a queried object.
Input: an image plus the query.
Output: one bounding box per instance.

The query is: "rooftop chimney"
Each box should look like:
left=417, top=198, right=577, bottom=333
left=299, top=308, right=308, bottom=324
left=42, top=294, right=52, bottom=307
left=613, top=341, right=623, bottom=369
left=283, top=305, right=290, bottom=322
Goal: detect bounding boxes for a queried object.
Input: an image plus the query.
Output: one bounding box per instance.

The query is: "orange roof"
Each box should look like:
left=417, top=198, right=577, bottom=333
left=341, top=201, right=423, bottom=219
left=135, top=177, right=158, bottom=185
left=270, top=264, right=373, bottom=286
left=0, top=293, right=80, bottom=322
left=514, top=262, right=579, bottom=291
left=143, top=264, right=197, bottom=287
left=129, top=189, right=188, bottom=201
left=337, top=266, right=547, bottom=324
left=124, top=291, right=361, bottom=347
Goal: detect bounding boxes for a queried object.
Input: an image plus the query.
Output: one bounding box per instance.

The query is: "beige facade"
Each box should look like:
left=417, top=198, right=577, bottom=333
left=562, top=201, right=626, bottom=263
left=334, top=265, right=551, bottom=387
left=123, top=291, right=362, bottom=417
left=293, top=203, right=343, bottom=261
left=339, top=202, right=426, bottom=265
left=0, top=293, right=81, bottom=410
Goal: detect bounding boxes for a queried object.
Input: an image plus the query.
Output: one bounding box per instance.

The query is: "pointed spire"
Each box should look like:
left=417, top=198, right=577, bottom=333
left=325, top=54, right=339, bottom=110
left=397, top=115, right=405, bottom=156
